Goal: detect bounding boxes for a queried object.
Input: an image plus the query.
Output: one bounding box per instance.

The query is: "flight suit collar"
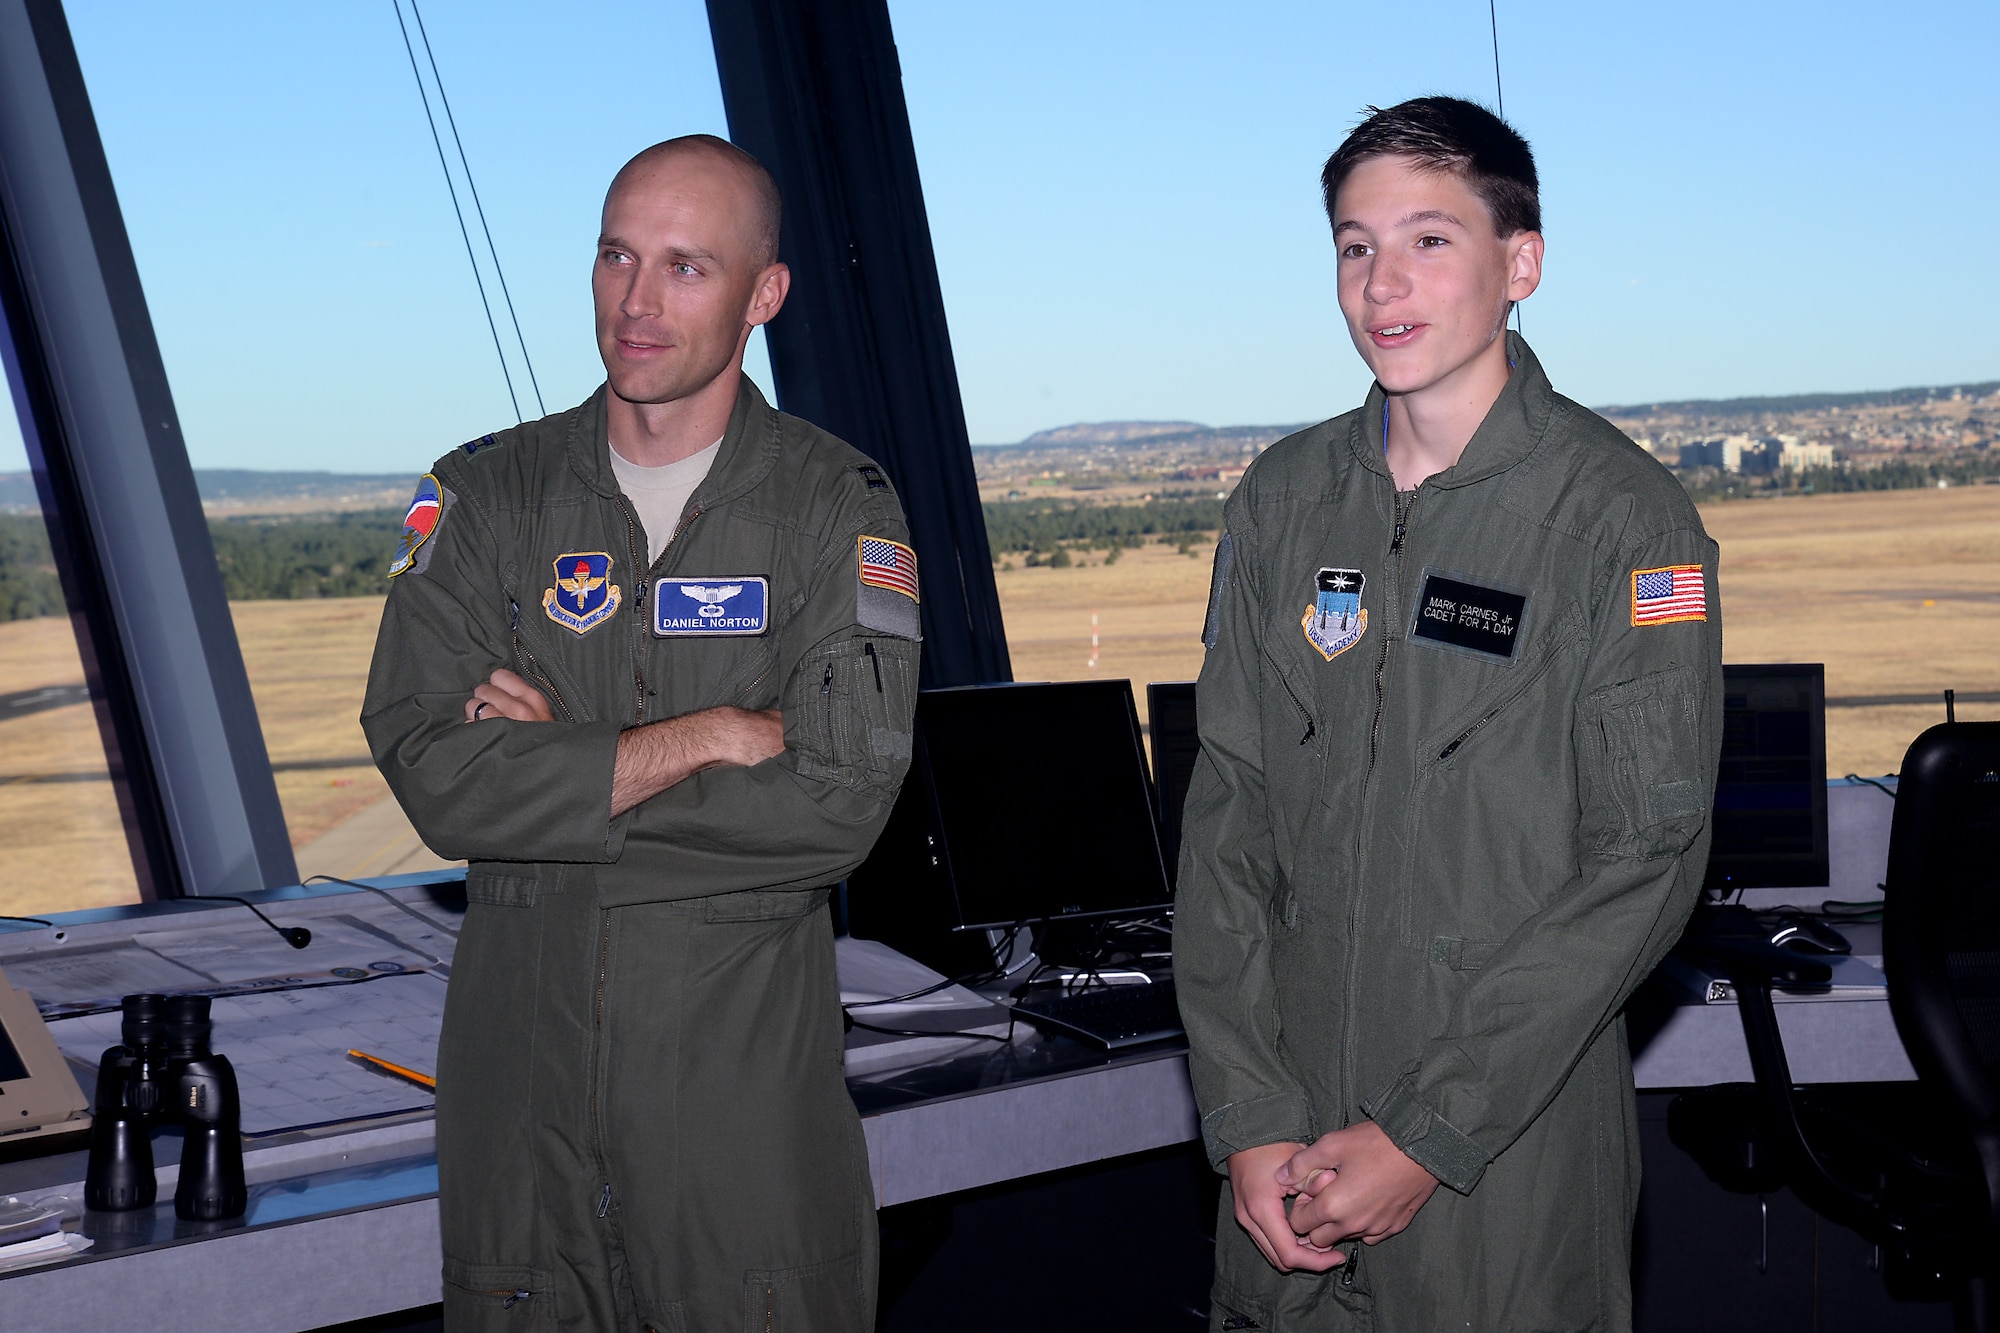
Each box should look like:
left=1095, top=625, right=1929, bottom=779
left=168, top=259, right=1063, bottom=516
left=565, top=374, right=783, bottom=509
left=1346, top=331, right=1556, bottom=490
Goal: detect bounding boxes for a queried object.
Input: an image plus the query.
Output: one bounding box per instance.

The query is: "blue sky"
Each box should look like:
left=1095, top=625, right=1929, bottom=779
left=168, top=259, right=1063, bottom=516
left=1, top=0, right=1994, bottom=473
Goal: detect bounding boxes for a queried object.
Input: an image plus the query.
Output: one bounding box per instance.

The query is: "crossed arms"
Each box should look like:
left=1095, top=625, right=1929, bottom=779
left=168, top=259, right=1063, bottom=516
left=465, top=667, right=782, bottom=817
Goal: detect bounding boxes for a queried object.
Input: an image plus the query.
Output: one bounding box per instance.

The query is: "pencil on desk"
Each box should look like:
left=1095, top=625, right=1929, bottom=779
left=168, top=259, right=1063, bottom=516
left=347, top=1048, right=437, bottom=1089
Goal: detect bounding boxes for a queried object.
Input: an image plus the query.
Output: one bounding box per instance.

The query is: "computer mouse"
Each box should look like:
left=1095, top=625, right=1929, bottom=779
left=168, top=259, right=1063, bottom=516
left=1767, top=912, right=1851, bottom=956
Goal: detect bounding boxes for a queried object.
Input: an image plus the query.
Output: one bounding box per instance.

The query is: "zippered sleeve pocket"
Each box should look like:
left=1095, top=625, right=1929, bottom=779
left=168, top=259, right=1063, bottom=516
left=441, top=1260, right=552, bottom=1326
left=789, top=635, right=917, bottom=798
left=1577, top=665, right=1709, bottom=860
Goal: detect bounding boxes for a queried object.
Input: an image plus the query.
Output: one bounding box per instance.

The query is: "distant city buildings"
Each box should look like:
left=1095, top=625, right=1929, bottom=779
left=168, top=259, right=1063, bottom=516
left=1678, top=433, right=1837, bottom=474
left=969, top=381, right=1998, bottom=503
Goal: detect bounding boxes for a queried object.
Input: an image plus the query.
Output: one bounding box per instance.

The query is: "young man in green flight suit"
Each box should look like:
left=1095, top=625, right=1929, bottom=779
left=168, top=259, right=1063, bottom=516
left=1176, top=97, right=1723, bottom=1330
left=364, top=136, right=918, bottom=1331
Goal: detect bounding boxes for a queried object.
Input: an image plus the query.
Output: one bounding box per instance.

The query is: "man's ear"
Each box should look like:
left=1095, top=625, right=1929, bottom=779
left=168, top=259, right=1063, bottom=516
left=746, top=262, right=791, bottom=328
left=1506, top=232, right=1544, bottom=305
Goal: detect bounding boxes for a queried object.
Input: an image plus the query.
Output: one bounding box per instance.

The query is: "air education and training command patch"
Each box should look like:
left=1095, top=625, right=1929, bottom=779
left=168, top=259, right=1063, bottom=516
left=386, top=473, right=451, bottom=578
left=543, top=552, right=622, bottom=635
left=1302, top=567, right=1367, bottom=661
left=1631, top=564, right=1707, bottom=626
left=856, top=535, right=920, bottom=639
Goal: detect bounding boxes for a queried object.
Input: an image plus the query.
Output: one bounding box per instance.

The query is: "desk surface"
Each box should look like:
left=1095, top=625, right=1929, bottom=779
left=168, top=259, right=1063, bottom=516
left=0, top=871, right=1916, bottom=1333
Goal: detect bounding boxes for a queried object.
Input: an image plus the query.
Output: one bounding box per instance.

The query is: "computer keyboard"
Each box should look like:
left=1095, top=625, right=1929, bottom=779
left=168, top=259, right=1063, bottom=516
left=1011, top=978, right=1183, bottom=1050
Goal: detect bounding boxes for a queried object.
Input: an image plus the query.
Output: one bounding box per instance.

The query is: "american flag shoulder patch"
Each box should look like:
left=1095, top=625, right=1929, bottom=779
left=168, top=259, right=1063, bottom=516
left=858, top=535, right=919, bottom=602
left=1630, top=564, right=1707, bottom=626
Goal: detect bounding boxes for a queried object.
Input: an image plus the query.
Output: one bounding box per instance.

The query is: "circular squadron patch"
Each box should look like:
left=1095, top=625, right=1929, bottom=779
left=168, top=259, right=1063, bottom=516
left=1302, top=566, right=1367, bottom=661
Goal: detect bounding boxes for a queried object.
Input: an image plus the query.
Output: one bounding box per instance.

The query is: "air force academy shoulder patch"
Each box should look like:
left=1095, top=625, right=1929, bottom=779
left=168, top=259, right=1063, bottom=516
left=387, top=473, right=452, bottom=578
left=856, top=536, right=920, bottom=639
left=1302, top=567, right=1367, bottom=661
left=653, top=577, right=770, bottom=637
left=543, top=552, right=621, bottom=634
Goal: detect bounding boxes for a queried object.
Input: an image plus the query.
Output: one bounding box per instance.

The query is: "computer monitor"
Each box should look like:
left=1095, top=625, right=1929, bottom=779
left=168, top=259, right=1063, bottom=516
left=1145, top=681, right=1200, bottom=888
left=846, top=681, right=1174, bottom=971
left=1705, top=663, right=1830, bottom=892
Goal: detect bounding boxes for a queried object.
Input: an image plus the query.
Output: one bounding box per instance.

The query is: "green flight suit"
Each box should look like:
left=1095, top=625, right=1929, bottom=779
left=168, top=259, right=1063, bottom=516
left=362, top=377, right=919, bottom=1332
left=1177, top=336, right=1723, bottom=1332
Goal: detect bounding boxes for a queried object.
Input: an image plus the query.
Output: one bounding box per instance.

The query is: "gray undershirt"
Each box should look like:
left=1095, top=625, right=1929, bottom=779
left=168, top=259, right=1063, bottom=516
left=610, top=437, right=722, bottom=565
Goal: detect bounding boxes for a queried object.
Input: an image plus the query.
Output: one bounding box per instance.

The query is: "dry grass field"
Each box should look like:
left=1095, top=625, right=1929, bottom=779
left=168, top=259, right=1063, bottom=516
left=997, top=484, right=2000, bottom=770
left=1, top=485, right=1993, bottom=915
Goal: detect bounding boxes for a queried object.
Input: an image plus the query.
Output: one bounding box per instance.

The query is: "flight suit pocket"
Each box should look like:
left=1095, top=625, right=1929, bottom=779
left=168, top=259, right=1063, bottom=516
left=465, top=869, right=540, bottom=908
left=1428, top=935, right=1505, bottom=970
left=791, top=635, right=916, bottom=796
left=742, top=1254, right=867, bottom=1333
left=704, top=886, right=832, bottom=923
left=441, top=1259, right=554, bottom=1328
left=1579, top=666, right=1708, bottom=859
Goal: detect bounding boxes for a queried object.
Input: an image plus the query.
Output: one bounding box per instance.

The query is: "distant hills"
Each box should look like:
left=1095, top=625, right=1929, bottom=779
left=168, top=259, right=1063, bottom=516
left=986, top=421, right=1309, bottom=453
left=1598, top=380, right=2000, bottom=420
left=0, top=469, right=416, bottom=515
left=0, top=372, right=1990, bottom=514
left=992, top=379, right=1999, bottom=448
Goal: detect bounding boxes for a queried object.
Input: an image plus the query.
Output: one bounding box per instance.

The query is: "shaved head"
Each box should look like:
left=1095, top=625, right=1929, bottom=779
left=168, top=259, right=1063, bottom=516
left=608, top=135, right=782, bottom=267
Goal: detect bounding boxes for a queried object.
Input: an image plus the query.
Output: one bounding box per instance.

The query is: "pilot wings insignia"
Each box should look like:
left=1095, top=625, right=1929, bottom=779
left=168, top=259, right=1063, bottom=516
left=543, top=551, right=620, bottom=634
left=680, top=584, right=744, bottom=611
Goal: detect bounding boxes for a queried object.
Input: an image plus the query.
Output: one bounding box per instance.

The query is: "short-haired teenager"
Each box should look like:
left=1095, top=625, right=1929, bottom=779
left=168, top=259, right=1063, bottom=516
left=1176, top=96, right=1723, bottom=1331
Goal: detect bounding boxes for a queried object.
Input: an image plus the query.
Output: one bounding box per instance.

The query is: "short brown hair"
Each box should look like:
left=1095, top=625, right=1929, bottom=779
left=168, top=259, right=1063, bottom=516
left=1321, top=97, right=1540, bottom=238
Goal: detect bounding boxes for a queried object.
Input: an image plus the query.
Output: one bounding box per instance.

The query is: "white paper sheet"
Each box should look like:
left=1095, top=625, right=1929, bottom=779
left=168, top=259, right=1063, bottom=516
left=49, top=971, right=447, bottom=1136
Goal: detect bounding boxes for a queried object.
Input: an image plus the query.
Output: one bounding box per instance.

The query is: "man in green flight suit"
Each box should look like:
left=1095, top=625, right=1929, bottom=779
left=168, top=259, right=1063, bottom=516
left=1176, top=98, right=1724, bottom=1330
left=364, top=135, right=919, bottom=1331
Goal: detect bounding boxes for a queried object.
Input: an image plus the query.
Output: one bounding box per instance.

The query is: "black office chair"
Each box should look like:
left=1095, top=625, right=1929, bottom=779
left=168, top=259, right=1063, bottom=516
left=1669, top=722, right=2000, bottom=1331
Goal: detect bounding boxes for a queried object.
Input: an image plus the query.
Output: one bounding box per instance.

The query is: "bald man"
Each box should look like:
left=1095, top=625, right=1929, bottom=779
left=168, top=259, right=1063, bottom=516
left=364, top=135, right=920, bottom=1332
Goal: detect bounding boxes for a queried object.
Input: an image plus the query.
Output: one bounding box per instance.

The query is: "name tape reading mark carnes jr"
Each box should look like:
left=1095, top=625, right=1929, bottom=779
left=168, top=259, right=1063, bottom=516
left=1410, top=571, right=1529, bottom=662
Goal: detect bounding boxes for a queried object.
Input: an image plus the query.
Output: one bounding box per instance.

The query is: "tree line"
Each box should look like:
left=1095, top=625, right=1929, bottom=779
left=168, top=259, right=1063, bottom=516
left=0, top=509, right=406, bottom=621
left=981, top=497, right=1226, bottom=560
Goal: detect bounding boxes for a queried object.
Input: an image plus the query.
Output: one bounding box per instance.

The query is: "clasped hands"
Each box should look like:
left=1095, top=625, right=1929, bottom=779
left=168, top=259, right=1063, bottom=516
left=1227, top=1120, right=1440, bottom=1273
left=464, top=668, right=783, bottom=815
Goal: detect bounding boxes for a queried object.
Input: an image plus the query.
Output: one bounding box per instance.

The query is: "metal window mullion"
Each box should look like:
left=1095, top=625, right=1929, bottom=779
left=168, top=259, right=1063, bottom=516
left=0, top=0, right=297, bottom=897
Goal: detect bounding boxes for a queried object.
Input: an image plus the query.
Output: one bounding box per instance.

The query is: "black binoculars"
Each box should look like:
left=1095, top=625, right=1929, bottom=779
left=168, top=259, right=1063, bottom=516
left=85, top=993, right=247, bottom=1221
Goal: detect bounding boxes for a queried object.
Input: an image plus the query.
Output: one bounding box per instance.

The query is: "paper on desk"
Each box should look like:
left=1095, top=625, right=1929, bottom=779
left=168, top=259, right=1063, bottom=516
left=837, top=936, right=981, bottom=1011
left=0, top=1231, right=91, bottom=1274
left=0, top=913, right=436, bottom=1016
left=48, top=971, right=448, bottom=1136
left=0, top=948, right=210, bottom=1009
left=836, top=937, right=1016, bottom=1076
left=134, top=915, right=433, bottom=984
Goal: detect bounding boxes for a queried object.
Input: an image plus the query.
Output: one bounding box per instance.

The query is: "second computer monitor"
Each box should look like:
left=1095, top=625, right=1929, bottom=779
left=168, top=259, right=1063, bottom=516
left=1146, top=681, right=1200, bottom=887
left=1705, top=662, right=1830, bottom=892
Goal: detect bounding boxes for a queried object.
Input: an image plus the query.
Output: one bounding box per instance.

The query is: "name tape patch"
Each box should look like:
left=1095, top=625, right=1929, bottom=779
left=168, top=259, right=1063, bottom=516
left=1631, top=564, right=1707, bottom=626
left=1302, top=567, right=1367, bottom=661
left=1411, top=571, right=1528, bottom=661
left=653, top=576, right=769, bottom=637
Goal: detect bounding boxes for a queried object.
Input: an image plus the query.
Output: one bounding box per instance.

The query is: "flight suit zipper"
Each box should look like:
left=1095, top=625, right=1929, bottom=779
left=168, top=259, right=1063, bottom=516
left=587, top=910, right=613, bottom=1168
left=616, top=493, right=704, bottom=725
left=509, top=598, right=577, bottom=722
left=1344, top=487, right=1417, bottom=1115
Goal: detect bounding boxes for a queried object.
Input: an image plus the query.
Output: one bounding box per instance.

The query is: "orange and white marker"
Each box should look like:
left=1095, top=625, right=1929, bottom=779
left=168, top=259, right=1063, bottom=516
left=1088, top=612, right=1100, bottom=671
